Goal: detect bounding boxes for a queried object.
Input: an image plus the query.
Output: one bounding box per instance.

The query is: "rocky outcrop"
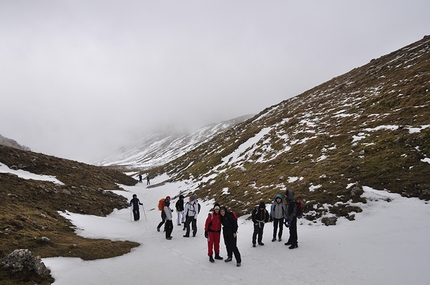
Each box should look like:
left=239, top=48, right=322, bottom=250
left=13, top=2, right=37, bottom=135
left=2, top=249, right=51, bottom=276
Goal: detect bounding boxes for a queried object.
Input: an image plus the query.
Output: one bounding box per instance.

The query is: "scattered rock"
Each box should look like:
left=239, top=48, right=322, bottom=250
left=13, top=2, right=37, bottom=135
left=41, top=236, right=50, bottom=242
left=350, top=185, right=362, bottom=196
left=1, top=249, right=51, bottom=276
left=321, top=216, right=337, bottom=226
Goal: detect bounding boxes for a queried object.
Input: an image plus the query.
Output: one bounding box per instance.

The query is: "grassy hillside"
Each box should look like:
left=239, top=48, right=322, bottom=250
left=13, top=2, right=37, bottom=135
left=149, top=36, right=430, bottom=221
left=0, top=145, right=138, bottom=284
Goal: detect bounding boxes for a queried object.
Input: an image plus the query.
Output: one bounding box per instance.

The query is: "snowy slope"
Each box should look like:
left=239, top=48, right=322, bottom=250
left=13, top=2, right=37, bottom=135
left=41, top=173, right=430, bottom=285
left=98, top=115, right=253, bottom=169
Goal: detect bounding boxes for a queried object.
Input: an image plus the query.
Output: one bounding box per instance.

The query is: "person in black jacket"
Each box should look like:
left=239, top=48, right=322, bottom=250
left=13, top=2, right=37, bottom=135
left=175, top=195, right=185, bottom=226
left=129, top=194, right=143, bottom=221
left=220, top=207, right=242, bottom=267
left=251, top=201, right=269, bottom=247
left=285, top=190, right=299, bottom=249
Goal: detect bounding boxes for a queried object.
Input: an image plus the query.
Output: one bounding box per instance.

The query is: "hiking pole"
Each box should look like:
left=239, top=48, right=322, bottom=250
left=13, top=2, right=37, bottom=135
left=142, top=204, right=147, bottom=221
left=129, top=207, right=133, bottom=221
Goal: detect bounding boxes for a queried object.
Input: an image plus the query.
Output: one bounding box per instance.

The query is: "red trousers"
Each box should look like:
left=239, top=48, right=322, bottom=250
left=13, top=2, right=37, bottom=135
left=207, top=231, right=221, bottom=256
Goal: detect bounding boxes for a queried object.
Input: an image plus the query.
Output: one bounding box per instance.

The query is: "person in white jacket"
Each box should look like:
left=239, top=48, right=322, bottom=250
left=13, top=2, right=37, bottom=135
left=183, top=195, right=200, bottom=237
left=164, top=199, right=173, bottom=240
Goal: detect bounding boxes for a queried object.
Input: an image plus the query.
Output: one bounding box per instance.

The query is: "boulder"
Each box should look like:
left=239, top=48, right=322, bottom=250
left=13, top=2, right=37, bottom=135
left=2, top=249, right=51, bottom=276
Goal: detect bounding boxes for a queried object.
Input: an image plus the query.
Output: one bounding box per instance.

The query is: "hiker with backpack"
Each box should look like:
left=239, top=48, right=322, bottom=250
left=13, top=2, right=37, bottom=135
left=163, top=198, right=174, bottom=240
left=220, top=206, right=242, bottom=267
left=175, top=195, right=185, bottom=226
left=129, top=194, right=143, bottom=221
left=183, top=195, right=200, bottom=237
left=284, top=190, right=300, bottom=249
left=157, top=196, right=170, bottom=232
left=251, top=201, right=270, bottom=247
left=204, top=203, right=224, bottom=263
left=270, top=194, right=286, bottom=242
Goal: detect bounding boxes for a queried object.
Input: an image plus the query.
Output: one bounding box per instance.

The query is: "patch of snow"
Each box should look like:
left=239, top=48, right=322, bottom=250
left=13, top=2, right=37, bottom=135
left=0, top=162, right=64, bottom=185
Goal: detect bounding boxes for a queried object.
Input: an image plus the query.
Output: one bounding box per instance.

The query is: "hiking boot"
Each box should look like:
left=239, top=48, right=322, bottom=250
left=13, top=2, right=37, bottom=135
left=278, top=238, right=282, bottom=242
left=258, top=242, right=264, bottom=246
left=192, top=233, right=196, bottom=237
left=285, top=241, right=292, bottom=246
left=157, top=227, right=160, bottom=232
left=252, top=243, right=256, bottom=248
left=166, top=237, right=172, bottom=240
left=209, top=256, right=215, bottom=263
left=271, top=238, right=276, bottom=242
left=215, top=254, right=223, bottom=260
left=237, top=262, right=241, bottom=267
left=183, top=234, right=189, bottom=237
left=289, top=244, right=298, bottom=249
left=225, top=257, right=232, bottom=262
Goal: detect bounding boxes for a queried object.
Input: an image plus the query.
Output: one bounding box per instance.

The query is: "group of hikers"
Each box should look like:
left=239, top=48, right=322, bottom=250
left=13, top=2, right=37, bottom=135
left=155, top=194, right=200, bottom=239
left=251, top=190, right=301, bottom=249
left=138, top=173, right=150, bottom=185
left=129, top=189, right=301, bottom=267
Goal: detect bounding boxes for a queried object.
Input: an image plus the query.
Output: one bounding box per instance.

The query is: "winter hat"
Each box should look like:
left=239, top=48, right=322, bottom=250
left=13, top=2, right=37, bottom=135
left=259, top=201, right=265, bottom=209
left=179, top=195, right=184, bottom=199
left=275, top=194, right=282, bottom=200
left=133, top=194, right=137, bottom=198
left=166, top=196, right=171, bottom=200
left=220, top=206, right=227, bottom=212
left=190, top=194, right=196, bottom=201
left=214, top=203, right=220, bottom=210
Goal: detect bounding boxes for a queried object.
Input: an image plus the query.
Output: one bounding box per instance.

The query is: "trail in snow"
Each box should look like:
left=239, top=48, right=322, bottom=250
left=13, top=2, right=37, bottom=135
left=43, top=175, right=430, bottom=285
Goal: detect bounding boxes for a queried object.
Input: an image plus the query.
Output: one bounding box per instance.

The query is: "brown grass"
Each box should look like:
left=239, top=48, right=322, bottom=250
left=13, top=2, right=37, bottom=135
left=0, top=146, right=139, bottom=284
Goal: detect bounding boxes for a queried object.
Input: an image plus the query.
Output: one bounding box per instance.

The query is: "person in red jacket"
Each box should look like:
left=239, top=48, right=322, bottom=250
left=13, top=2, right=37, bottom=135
left=204, top=203, right=224, bottom=263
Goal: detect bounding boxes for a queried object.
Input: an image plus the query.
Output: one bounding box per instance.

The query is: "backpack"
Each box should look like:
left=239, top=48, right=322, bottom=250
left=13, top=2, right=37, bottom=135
left=158, top=198, right=165, bottom=211
left=295, top=200, right=304, bottom=218
left=230, top=211, right=238, bottom=220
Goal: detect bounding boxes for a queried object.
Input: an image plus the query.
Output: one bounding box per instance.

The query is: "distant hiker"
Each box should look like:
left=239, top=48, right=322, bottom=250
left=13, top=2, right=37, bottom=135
left=175, top=195, right=185, bottom=226
left=204, top=203, right=223, bottom=263
left=183, top=195, right=200, bottom=237
left=284, top=190, right=299, bottom=249
left=146, top=175, right=150, bottom=185
left=163, top=199, right=174, bottom=240
left=270, top=194, right=286, bottom=242
left=251, top=201, right=269, bottom=247
left=130, top=194, right=143, bottom=221
left=138, top=174, right=142, bottom=183
left=220, top=206, right=241, bottom=267
left=157, top=196, right=170, bottom=232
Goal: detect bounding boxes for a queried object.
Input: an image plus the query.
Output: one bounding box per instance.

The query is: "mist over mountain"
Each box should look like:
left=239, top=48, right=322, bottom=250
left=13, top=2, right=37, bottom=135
left=0, top=134, right=30, bottom=151
left=98, top=115, right=254, bottom=169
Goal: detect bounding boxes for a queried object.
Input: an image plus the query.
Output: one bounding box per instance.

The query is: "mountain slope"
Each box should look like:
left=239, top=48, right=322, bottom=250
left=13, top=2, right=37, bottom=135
left=0, top=145, right=139, bottom=284
left=0, top=134, right=30, bottom=151
left=98, top=115, right=253, bottom=169
left=151, top=36, right=430, bottom=223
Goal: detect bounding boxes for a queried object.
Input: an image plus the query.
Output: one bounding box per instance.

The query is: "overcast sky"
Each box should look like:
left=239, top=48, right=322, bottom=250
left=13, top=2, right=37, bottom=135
left=1, top=0, right=429, bottom=163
